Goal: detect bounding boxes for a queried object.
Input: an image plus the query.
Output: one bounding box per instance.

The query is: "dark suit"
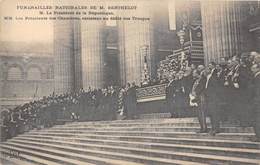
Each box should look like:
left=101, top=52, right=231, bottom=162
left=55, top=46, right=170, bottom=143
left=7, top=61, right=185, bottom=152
left=235, top=65, right=253, bottom=126
left=252, top=72, right=260, bottom=139
left=125, top=86, right=137, bottom=119
left=193, top=74, right=207, bottom=132
left=173, top=79, right=186, bottom=117
left=183, top=74, right=194, bottom=108
left=166, top=80, right=175, bottom=115
left=205, top=69, right=221, bottom=134
left=217, top=68, right=229, bottom=121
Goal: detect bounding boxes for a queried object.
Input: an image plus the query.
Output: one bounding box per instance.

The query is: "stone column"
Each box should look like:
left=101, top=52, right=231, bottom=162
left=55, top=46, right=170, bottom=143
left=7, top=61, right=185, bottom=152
left=118, top=1, right=156, bottom=86
left=73, top=20, right=82, bottom=92
left=250, top=23, right=260, bottom=52
left=256, top=30, right=260, bottom=52
left=81, top=20, right=106, bottom=89
left=53, top=20, right=75, bottom=94
left=201, top=1, right=244, bottom=64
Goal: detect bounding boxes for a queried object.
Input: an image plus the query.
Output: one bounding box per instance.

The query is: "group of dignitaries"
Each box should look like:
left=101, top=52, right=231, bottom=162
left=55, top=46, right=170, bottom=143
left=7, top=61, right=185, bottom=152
left=1, top=51, right=260, bottom=142
left=0, top=85, right=137, bottom=141
left=166, top=51, right=260, bottom=141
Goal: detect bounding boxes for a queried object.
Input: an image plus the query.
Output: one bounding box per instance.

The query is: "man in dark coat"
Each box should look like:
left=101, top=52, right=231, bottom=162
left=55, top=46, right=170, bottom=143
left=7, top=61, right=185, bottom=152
left=191, top=69, right=208, bottom=133
left=166, top=78, right=175, bottom=116
left=173, top=71, right=186, bottom=117
left=125, top=83, right=137, bottom=119
left=251, top=63, right=260, bottom=142
left=216, top=62, right=229, bottom=122
left=235, top=58, right=253, bottom=126
left=183, top=68, right=194, bottom=113
left=205, top=62, right=221, bottom=136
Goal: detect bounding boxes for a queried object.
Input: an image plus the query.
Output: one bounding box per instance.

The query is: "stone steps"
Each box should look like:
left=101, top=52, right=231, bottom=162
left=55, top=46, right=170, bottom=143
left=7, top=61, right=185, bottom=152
left=139, top=113, right=172, bottom=119
left=56, top=118, right=203, bottom=125
left=0, top=143, right=204, bottom=165
left=0, top=144, right=151, bottom=165
left=3, top=140, right=260, bottom=165
left=26, top=130, right=255, bottom=141
left=58, top=119, right=239, bottom=126
left=10, top=137, right=260, bottom=159
left=1, top=118, right=259, bottom=165
left=34, top=126, right=254, bottom=133
left=0, top=153, right=40, bottom=165
left=0, top=147, right=69, bottom=165
left=55, top=122, right=203, bottom=128
left=0, top=146, right=94, bottom=165
left=52, top=118, right=223, bottom=127
left=18, top=134, right=260, bottom=149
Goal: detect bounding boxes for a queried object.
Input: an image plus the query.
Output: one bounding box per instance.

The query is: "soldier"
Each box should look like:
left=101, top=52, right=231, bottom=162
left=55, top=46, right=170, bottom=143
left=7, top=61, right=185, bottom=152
left=251, top=63, right=260, bottom=142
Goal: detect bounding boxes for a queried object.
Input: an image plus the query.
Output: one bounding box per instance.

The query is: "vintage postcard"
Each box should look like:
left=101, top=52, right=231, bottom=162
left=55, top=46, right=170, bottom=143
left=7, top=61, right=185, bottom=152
left=0, top=0, right=260, bottom=164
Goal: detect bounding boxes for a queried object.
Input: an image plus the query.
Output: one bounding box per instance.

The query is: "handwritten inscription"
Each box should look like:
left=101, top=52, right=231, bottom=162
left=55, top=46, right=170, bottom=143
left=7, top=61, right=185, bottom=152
left=2, top=150, right=21, bottom=159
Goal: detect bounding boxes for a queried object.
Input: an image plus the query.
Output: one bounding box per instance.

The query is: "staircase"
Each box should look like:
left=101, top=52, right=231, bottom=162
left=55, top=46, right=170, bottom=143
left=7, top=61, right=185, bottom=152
left=1, top=118, right=260, bottom=165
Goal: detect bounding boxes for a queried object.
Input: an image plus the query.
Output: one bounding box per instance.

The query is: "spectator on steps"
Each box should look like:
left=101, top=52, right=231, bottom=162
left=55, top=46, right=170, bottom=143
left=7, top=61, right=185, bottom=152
left=204, top=62, right=221, bottom=136
left=1, top=51, right=260, bottom=142
left=250, top=63, right=260, bottom=142
left=191, top=69, right=208, bottom=133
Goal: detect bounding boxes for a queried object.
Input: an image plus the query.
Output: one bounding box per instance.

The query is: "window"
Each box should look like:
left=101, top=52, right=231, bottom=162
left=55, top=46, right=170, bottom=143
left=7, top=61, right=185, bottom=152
left=7, top=67, right=23, bottom=80
left=27, top=67, right=41, bottom=80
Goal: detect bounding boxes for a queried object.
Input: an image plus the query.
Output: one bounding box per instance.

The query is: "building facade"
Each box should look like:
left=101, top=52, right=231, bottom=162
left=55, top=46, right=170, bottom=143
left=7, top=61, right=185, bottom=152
left=1, top=0, right=259, bottom=111
left=53, top=0, right=178, bottom=90
left=0, top=42, right=54, bottom=110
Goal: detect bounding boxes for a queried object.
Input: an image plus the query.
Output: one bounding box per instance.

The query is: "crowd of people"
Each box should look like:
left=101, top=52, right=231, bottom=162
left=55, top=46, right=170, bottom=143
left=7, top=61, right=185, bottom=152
left=165, top=51, right=260, bottom=141
left=157, top=52, right=190, bottom=83
left=0, top=85, right=137, bottom=141
left=1, top=51, right=260, bottom=142
left=160, top=51, right=260, bottom=140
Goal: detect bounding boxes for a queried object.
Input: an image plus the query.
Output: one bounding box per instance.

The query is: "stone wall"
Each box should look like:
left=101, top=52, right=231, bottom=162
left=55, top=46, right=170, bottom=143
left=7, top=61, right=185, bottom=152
left=0, top=54, right=54, bottom=111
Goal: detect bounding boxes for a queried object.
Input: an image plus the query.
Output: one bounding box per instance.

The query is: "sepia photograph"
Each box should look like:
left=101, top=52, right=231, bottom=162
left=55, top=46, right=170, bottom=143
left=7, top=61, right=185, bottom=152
left=0, top=0, right=260, bottom=164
